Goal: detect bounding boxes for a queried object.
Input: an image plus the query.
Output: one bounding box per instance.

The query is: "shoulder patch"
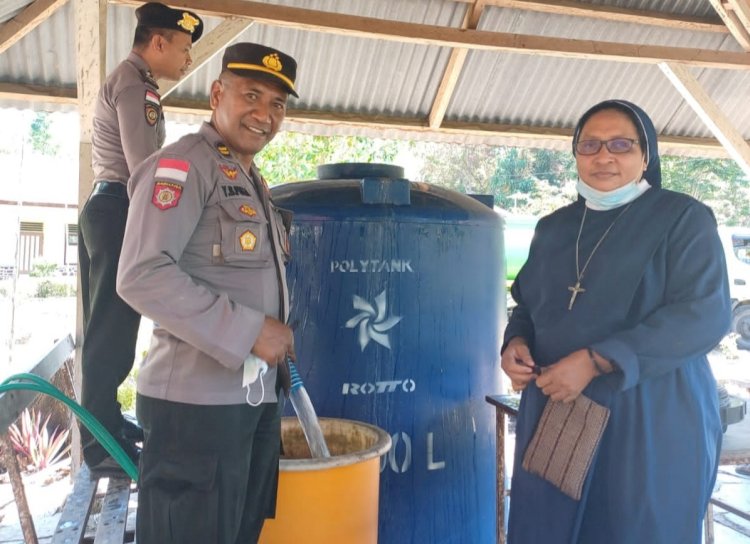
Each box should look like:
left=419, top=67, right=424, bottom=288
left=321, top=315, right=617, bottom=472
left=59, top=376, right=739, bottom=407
left=145, top=104, right=159, bottom=126
left=152, top=182, right=183, bottom=210
left=145, top=90, right=161, bottom=105
left=155, top=158, right=190, bottom=183
left=220, top=164, right=238, bottom=180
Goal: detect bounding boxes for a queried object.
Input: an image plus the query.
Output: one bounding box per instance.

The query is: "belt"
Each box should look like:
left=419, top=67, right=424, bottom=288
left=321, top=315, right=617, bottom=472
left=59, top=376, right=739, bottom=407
left=91, top=181, right=128, bottom=199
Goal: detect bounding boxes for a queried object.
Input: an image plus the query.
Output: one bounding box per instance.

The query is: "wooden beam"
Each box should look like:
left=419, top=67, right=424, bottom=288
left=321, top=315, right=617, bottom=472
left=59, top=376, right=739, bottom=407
left=0, top=82, right=744, bottom=157
left=158, top=17, right=253, bottom=97
left=0, top=0, right=69, bottom=55
left=709, top=0, right=750, bottom=51
left=73, top=0, right=105, bottom=476
left=726, top=0, right=750, bottom=33
left=429, top=1, right=481, bottom=129
left=0, top=82, right=77, bottom=103
left=481, top=0, right=727, bottom=33
left=429, top=48, right=469, bottom=129
left=659, top=62, right=750, bottom=178
left=114, top=0, right=750, bottom=69
left=159, top=96, right=747, bottom=157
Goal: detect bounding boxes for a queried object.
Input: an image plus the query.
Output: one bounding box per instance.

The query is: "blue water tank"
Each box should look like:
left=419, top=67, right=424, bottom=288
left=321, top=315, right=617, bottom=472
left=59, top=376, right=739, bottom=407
left=272, top=163, right=504, bottom=544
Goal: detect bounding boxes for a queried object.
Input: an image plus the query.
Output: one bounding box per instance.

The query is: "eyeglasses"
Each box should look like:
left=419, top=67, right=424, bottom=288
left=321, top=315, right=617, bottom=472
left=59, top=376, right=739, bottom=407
left=575, top=138, right=639, bottom=155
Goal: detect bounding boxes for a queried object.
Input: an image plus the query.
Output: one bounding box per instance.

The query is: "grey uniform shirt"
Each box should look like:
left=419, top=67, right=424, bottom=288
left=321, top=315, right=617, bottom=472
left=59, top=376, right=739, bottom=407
left=117, top=122, right=291, bottom=405
left=92, top=51, right=166, bottom=184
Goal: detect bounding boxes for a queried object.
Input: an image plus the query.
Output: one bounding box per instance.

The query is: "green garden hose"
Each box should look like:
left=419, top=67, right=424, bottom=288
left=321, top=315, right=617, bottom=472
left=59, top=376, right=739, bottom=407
left=1, top=372, right=138, bottom=481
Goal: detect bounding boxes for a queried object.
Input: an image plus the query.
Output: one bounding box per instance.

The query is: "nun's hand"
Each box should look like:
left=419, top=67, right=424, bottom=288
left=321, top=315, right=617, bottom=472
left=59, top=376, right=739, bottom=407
left=535, top=349, right=597, bottom=403
left=500, top=337, right=538, bottom=392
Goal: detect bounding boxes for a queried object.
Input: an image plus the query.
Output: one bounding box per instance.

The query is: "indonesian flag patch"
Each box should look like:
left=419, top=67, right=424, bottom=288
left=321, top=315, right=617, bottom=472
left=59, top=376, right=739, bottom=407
left=145, top=90, right=161, bottom=105
left=152, top=182, right=183, bottom=210
left=155, top=158, right=190, bottom=183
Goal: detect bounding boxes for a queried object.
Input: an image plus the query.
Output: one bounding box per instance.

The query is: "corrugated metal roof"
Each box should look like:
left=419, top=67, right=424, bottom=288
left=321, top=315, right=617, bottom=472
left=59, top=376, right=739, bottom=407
left=0, top=0, right=29, bottom=25
left=0, top=0, right=748, bottom=157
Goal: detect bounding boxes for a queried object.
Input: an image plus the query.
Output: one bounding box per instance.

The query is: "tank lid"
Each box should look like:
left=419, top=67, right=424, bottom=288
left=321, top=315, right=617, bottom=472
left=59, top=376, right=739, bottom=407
left=317, top=163, right=405, bottom=180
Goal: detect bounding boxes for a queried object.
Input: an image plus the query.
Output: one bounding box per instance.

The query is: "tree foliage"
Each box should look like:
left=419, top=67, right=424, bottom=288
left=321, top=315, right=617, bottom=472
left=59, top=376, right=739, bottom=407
left=661, top=156, right=750, bottom=226
left=414, top=143, right=578, bottom=216
left=10, top=110, right=749, bottom=226
left=413, top=141, right=749, bottom=224
left=255, top=131, right=401, bottom=185
left=28, top=113, right=59, bottom=156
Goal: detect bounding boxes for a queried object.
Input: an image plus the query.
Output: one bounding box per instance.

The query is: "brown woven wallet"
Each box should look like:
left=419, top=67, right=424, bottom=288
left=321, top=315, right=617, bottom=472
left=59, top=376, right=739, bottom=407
left=521, top=394, right=610, bottom=500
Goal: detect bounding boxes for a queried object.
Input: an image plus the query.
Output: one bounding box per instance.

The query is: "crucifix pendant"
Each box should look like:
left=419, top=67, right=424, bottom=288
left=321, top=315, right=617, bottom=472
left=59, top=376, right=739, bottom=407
left=568, top=281, right=585, bottom=310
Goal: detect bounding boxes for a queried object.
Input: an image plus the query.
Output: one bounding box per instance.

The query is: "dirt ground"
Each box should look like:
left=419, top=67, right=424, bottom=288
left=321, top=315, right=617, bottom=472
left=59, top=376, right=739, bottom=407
left=0, top=460, right=73, bottom=543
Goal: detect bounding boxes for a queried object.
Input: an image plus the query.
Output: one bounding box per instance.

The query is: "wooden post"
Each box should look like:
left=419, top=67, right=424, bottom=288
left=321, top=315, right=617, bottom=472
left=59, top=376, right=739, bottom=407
left=72, top=0, right=106, bottom=476
left=496, top=409, right=506, bottom=544
left=0, top=433, right=38, bottom=544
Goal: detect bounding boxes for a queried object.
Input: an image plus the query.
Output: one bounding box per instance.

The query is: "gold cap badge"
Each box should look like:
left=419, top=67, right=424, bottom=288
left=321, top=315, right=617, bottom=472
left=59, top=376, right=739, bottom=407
left=262, top=53, right=283, bottom=72
left=177, top=12, right=200, bottom=34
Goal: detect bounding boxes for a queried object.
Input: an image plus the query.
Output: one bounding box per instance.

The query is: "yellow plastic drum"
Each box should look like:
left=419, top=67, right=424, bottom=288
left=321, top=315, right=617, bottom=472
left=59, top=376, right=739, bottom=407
left=259, top=417, right=392, bottom=544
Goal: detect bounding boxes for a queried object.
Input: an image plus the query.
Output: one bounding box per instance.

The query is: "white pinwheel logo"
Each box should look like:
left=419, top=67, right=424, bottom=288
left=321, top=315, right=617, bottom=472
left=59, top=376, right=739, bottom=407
left=345, top=290, right=402, bottom=351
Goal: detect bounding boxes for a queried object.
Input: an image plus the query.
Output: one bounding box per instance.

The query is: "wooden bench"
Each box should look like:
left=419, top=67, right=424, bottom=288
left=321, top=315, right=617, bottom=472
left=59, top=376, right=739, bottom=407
left=0, top=334, right=136, bottom=543
left=53, top=463, right=134, bottom=544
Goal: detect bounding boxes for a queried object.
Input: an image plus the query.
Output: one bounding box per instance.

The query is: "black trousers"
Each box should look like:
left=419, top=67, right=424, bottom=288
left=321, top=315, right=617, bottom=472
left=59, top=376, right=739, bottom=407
left=78, top=184, right=141, bottom=464
left=136, top=394, right=282, bottom=544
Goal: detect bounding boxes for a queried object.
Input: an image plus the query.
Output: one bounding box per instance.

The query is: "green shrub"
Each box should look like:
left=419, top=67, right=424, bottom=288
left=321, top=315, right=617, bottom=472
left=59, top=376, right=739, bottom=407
left=29, top=262, right=58, bottom=278
left=35, top=280, right=75, bottom=298
left=117, top=368, right=139, bottom=413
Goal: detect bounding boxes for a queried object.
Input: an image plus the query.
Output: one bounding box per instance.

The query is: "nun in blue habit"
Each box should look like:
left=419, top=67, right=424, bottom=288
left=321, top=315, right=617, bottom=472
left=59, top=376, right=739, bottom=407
left=501, top=99, right=731, bottom=543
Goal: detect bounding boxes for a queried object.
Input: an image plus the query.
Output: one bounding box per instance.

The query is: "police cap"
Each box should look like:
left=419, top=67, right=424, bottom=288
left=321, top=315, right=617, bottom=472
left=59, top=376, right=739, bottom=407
left=222, top=43, right=299, bottom=98
left=135, top=2, right=203, bottom=43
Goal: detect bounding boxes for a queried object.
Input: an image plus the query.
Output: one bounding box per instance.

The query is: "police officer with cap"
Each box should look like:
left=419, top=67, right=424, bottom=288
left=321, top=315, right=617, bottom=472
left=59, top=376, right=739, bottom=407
left=117, top=42, right=298, bottom=542
left=78, top=2, right=202, bottom=477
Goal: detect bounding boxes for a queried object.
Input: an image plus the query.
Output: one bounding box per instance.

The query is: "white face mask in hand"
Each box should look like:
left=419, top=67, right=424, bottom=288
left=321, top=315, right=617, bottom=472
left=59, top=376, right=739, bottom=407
left=243, top=354, right=268, bottom=407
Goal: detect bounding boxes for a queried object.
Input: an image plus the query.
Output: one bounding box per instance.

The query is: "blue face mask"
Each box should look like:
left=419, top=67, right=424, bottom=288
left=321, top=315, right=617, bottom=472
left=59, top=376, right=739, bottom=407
left=576, top=178, right=649, bottom=210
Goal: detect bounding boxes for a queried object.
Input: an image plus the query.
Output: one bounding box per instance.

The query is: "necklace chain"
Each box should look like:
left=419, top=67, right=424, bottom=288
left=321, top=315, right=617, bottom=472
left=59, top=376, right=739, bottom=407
left=568, top=202, right=633, bottom=310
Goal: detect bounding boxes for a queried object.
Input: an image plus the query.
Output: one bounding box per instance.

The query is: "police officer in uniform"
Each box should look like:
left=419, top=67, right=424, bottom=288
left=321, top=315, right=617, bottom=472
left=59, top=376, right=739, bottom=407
left=117, top=43, right=298, bottom=543
left=78, top=2, right=202, bottom=475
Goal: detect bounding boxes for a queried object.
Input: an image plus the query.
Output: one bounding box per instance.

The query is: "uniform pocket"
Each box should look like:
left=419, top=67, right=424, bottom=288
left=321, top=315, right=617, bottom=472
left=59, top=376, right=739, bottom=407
left=218, top=198, right=271, bottom=267
left=139, top=451, right=219, bottom=543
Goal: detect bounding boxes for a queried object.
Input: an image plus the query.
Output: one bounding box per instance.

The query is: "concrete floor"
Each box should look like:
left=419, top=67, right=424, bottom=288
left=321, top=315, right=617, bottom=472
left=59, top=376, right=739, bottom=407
left=710, top=413, right=750, bottom=543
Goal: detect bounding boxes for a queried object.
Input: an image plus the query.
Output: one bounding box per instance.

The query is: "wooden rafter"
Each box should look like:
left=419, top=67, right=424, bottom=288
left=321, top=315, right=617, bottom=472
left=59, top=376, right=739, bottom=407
left=0, top=82, right=76, bottom=103
left=0, top=0, right=69, bottom=55
left=113, top=0, right=750, bottom=70
left=709, top=0, right=750, bottom=51
left=428, top=1, right=484, bottom=129
left=727, top=0, right=750, bottom=30
left=476, top=0, right=727, bottom=33
left=660, top=62, right=750, bottom=178
left=157, top=17, right=253, bottom=97
left=0, top=81, right=744, bottom=157
left=160, top=95, right=747, bottom=158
